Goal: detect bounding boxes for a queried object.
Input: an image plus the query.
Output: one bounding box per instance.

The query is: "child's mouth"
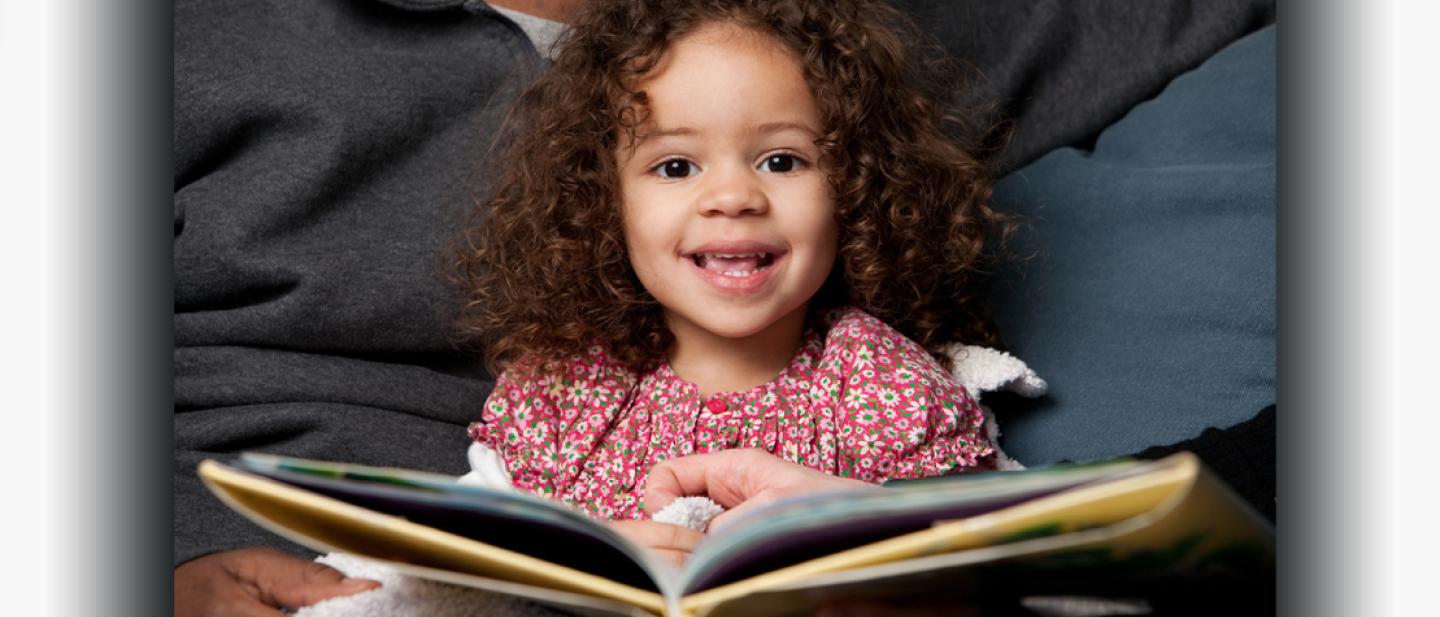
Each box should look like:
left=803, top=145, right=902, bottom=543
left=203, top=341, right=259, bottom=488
left=691, top=252, right=777, bottom=277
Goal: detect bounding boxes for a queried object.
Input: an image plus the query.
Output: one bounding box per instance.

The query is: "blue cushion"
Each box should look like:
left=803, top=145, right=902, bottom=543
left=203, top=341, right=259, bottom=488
left=989, top=26, right=1275, bottom=464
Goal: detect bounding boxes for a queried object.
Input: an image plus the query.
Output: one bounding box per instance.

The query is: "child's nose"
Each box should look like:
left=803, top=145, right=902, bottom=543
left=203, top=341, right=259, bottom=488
left=697, top=166, right=768, bottom=217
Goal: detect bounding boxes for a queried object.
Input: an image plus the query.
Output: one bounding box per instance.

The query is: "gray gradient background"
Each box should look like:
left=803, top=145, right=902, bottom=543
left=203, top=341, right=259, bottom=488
left=24, top=1, right=173, bottom=615
left=15, top=0, right=1422, bottom=615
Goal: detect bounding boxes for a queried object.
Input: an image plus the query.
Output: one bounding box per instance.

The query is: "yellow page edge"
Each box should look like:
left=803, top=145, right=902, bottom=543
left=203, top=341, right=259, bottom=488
left=197, top=460, right=666, bottom=614
left=348, top=555, right=660, bottom=617
left=680, top=453, right=1197, bottom=612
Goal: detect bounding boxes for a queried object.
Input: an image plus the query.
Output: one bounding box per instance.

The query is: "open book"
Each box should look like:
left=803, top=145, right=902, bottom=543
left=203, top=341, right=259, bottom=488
left=198, top=452, right=1273, bottom=617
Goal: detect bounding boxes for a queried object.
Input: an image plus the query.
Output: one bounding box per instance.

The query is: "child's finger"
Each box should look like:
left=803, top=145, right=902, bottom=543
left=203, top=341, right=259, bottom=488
left=647, top=448, right=879, bottom=517
left=610, top=519, right=705, bottom=552
left=644, top=450, right=756, bottom=513
left=609, top=519, right=704, bottom=567
left=649, top=547, right=693, bottom=567
left=705, top=487, right=795, bottom=533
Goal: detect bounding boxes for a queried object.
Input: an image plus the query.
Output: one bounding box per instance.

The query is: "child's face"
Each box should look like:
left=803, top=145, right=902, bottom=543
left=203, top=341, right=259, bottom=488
left=617, top=23, right=838, bottom=346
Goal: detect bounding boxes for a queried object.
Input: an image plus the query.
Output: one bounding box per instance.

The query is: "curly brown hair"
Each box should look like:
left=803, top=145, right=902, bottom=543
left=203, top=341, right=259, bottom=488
left=456, top=0, right=1013, bottom=375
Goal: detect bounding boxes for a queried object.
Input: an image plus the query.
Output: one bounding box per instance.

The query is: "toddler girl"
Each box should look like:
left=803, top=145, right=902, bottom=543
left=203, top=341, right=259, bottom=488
left=456, top=0, right=1011, bottom=523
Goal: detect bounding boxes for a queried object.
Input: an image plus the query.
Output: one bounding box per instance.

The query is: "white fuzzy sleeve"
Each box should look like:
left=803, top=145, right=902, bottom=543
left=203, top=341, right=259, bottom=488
left=457, top=441, right=518, bottom=492
left=944, top=344, right=1050, bottom=471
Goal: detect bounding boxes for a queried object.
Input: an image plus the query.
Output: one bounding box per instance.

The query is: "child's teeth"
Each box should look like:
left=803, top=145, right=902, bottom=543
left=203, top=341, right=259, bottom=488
left=695, top=252, right=767, bottom=275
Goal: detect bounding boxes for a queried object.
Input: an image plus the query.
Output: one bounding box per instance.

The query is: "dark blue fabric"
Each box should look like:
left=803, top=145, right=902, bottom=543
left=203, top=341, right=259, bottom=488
left=990, top=26, right=1275, bottom=464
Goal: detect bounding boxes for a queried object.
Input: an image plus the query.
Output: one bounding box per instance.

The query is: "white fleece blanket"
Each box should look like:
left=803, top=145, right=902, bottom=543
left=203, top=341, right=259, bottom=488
left=293, top=553, right=569, bottom=617
left=296, top=345, right=1046, bottom=616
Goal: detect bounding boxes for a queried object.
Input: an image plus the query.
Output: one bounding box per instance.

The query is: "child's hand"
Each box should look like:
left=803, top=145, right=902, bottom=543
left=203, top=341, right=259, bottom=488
left=607, top=520, right=705, bottom=567
left=644, top=448, right=881, bottom=532
left=174, top=547, right=380, bottom=617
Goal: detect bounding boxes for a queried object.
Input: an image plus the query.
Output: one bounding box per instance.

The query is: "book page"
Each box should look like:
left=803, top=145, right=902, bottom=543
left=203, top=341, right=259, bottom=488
left=198, top=460, right=672, bottom=613
left=691, top=456, right=1272, bottom=616
left=233, top=454, right=685, bottom=593
left=678, top=458, right=1144, bottom=593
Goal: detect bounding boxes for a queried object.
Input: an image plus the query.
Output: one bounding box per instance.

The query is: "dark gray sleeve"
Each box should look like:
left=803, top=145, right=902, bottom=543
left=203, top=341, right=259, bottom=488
left=172, top=0, right=536, bottom=566
left=893, top=0, right=1276, bottom=171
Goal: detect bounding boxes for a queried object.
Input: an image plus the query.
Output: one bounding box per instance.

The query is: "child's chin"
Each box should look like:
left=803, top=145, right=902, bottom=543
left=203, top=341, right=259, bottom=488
left=685, top=313, right=768, bottom=339
left=703, top=312, right=795, bottom=340
left=708, top=322, right=770, bottom=340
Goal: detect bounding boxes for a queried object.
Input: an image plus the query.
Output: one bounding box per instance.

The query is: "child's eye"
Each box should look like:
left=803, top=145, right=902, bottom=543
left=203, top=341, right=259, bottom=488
left=761, top=154, right=801, bottom=173
left=654, top=159, right=696, bottom=179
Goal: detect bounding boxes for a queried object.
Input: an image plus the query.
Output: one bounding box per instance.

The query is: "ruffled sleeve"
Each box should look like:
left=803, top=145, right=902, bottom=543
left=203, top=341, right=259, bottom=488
left=825, top=309, right=995, bottom=483
left=467, top=347, right=637, bottom=500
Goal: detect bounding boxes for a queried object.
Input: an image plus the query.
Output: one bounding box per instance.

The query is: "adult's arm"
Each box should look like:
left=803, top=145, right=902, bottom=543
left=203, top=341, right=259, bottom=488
left=173, top=0, right=541, bottom=566
left=892, top=0, right=1276, bottom=171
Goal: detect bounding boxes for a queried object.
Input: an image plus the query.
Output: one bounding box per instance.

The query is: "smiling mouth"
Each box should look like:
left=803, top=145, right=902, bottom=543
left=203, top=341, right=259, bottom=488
left=690, top=252, right=778, bottom=277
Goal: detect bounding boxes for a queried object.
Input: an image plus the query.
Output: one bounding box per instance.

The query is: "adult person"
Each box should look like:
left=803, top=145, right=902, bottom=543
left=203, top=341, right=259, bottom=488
left=174, top=1, right=585, bottom=614
left=173, top=0, right=1273, bottom=613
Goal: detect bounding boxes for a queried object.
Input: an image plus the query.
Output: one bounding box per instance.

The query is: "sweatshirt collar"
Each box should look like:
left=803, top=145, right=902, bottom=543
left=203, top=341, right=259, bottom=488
left=370, top=0, right=469, bottom=11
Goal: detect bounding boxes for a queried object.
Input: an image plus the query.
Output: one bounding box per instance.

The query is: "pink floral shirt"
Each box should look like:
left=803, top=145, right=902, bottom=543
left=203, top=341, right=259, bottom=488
left=468, top=307, right=994, bottom=520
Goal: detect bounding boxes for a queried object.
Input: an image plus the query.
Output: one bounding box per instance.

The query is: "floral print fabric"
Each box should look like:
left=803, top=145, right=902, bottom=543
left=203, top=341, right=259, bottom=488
left=468, top=307, right=994, bottom=520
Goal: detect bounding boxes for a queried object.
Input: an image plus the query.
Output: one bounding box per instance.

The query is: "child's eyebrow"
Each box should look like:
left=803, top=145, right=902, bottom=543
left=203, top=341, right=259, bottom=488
left=636, top=122, right=818, bottom=143
left=755, top=121, right=819, bottom=137
left=636, top=126, right=697, bottom=141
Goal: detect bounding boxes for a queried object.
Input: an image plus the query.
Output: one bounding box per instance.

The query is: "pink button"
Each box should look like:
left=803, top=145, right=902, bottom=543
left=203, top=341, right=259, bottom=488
left=705, top=398, right=728, bottom=414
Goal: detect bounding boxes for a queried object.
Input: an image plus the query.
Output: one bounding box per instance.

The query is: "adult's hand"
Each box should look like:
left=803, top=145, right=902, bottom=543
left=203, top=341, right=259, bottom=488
left=607, top=520, right=705, bottom=567
left=174, top=547, right=380, bottom=617
left=644, top=448, right=881, bottom=532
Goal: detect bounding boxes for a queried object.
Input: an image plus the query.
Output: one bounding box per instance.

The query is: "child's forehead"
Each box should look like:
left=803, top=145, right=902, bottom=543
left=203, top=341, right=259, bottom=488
left=629, top=28, right=818, bottom=130
left=640, top=21, right=798, bottom=81
left=679, top=20, right=785, bottom=49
